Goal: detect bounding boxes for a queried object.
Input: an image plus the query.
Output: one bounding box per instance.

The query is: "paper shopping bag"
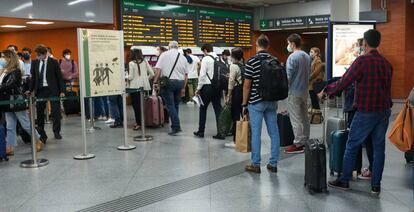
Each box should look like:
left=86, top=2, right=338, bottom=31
left=235, top=115, right=251, bottom=153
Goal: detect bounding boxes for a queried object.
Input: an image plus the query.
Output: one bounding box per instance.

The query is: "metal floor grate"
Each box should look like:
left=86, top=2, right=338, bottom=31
left=78, top=153, right=296, bottom=212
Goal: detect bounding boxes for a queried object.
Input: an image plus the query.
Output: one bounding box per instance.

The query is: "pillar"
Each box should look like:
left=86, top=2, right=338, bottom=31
left=331, top=0, right=360, bottom=21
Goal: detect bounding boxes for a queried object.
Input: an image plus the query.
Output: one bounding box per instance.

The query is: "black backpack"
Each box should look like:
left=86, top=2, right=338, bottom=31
left=206, top=55, right=229, bottom=91
left=258, top=57, right=288, bottom=101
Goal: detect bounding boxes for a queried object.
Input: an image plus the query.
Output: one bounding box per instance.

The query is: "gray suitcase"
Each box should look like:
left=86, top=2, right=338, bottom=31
left=323, top=95, right=346, bottom=149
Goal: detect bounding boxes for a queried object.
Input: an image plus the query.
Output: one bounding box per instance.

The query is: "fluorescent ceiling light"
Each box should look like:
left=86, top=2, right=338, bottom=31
left=85, top=11, right=96, bottom=17
left=68, top=0, right=91, bottom=6
left=11, top=2, right=33, bottom=12
left=26, top=21, right=54, bottom=25
left=1, top=25, right=26, bottom=28
left=148, top=5, right=180, bottom=11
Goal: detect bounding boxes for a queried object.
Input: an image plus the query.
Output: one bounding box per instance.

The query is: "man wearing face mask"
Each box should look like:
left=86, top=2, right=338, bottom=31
left=29, top=44, right=65, bottom=141
left=284, top=34, right=312, bottom=154
left=59, top=49, right=78, bottom=83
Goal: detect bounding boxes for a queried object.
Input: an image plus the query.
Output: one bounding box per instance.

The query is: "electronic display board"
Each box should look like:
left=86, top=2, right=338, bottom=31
left=120, top=0, right=253, bottom=47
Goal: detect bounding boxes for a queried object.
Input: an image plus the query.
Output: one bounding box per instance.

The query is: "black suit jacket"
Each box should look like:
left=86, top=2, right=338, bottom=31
left=30, top=57, right=65, bottom=95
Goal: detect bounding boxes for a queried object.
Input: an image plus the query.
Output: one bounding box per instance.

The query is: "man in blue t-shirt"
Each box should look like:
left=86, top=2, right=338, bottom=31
left=284, top=34, right=312, bottom=154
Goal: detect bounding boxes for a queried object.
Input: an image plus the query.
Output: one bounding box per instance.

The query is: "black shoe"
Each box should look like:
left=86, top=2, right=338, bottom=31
left=40, top=136, right=48, bottom=144
left=328, top=179, right=350, bottom=190
left=193, top=131, right=204, bottom=138
left=110, top=123, right=123, bottom=128
left=168, top=130, right=180, bottom=136
left=54, top=133, right=62, bottom=140
left=371, top=186, right=381, bottom=195
left=267, top=164, right=278, bottom=173
left=212, top=134, right=225, bottom=140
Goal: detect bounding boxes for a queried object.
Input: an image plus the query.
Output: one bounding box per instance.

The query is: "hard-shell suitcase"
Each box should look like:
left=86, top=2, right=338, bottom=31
left=324, top=96, right=346, bottom=149
left=277, top=112, right=294, bottom=147
left=304, top=139, right=327, bottom=194
left=0, top=124, right=9, bottom=161
left=63, top=90, right=80, bottom=115
left=144, top=95, right=165, bottom=127
left=405, top=145, right=414, bottom=163
left=330, top=129, right=363, bottom=176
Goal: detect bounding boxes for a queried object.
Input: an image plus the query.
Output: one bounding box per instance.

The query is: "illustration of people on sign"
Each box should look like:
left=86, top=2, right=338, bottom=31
left=92, top=60, right=115, bottom=86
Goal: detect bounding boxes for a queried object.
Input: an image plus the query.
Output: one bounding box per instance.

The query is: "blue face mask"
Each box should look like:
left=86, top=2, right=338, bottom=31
left=0, top=58, right=6, bottom=69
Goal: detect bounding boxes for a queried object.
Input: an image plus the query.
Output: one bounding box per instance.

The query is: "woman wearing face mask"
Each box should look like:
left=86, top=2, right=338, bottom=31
left=128, top=48, right=154, bottom=130
left=59, top=49, right=78, bottom=84
left=0, top=50, right=43, bottom=156
left=308, top=47, right=324, bottom=112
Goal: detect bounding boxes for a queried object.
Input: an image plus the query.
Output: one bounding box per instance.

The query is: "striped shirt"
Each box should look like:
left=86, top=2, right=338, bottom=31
left=244, top=51, right=273, bottom=104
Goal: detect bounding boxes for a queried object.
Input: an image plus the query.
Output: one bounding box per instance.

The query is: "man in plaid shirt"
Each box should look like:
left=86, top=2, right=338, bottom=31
left=320, top=29, right=393, bottom=195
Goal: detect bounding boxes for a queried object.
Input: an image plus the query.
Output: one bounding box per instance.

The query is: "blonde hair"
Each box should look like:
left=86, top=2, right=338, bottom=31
left=2, top=50, right=20, bottom=74
left=310, top=47, right=321, bottom=58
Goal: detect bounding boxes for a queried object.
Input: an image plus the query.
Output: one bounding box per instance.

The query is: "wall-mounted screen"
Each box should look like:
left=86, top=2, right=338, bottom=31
left=329, top=22, right=375, bottom=78
left=120, top=0, right=253, bottom=47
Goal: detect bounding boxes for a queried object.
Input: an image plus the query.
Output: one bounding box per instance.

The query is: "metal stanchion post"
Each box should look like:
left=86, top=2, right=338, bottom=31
left=45, top=101, right=51, bottom=124
left=74, top=95, right=95, bottom=160
left=134, top=91, right=153, bottom=142
left=21, top=96, right=49, bottom=168
left=118, top=92, right=136, bottom=150
left=87, top=97, right=101, bottom=132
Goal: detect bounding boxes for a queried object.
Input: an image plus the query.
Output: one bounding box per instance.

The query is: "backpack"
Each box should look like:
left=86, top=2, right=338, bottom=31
left=206, top=55, right=229, bottom=91
left=235, top=63, right=245, bottom=87
left=258, top=57, right=288, bottom=101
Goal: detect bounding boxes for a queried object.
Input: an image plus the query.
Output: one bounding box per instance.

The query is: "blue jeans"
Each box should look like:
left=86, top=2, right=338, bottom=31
left=340, top=109, right=391, bottom=187
left=5, top=110, right=40, bottom=147
left=161, top=80, right=184, bottom=131
left=248, top=101, right=280, bottom=167
left=108, top=95, right=123, bottom=123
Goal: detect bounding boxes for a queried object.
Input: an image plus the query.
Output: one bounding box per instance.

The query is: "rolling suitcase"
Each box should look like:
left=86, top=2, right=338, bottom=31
left=324, top=96, right=346, bottom=149
left=329, top=130, right=363, bottom=176
left=0, top=124, right=9, bottom=161
left=63, top=90, right=80, bottom=115
left=277, top=112, right=294, bottom=147
left=304, top=138, right=327, bottom=194
left=144, top=94, right=165, bottom=127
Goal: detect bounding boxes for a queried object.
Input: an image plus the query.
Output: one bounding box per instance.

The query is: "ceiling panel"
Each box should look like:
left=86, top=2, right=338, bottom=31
left=0, top=17, right=104, bottom=32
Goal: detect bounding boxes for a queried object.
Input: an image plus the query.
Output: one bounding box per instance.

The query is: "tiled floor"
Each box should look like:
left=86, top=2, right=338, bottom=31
left=0, top=101, right=412, bottom=212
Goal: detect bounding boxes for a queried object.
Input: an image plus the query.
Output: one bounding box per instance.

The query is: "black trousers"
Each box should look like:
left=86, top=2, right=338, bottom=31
left=198, top=85, right=222, bottom=133
left=231, top=86, right=243, bottom=142
left=130, top=92, right=142, bottom=125
left=36, top=87, right=61, bottom=137
left=309, top=90, right=321, bottom=110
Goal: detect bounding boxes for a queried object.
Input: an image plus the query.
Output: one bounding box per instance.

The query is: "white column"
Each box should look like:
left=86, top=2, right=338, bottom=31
left=331, top=0, right=360, bottom=21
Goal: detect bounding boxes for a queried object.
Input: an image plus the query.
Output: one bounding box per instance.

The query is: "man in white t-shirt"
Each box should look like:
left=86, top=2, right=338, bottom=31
left=153, top=41, right=189, bottom=135
left=184, top=48, right=200, bottom=104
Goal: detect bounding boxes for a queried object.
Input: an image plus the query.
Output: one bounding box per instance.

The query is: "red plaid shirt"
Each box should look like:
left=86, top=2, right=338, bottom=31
left=325, top=50, right=393, bottom=112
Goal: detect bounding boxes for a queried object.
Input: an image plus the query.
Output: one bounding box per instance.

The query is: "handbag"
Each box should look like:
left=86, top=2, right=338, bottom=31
left=235, top=115, right=251, bottom=153
left=388, top=101, right=414, bottom=152
left=217, top=105, right=232, bottom=136
left=160, top=53, right=180, bottom=89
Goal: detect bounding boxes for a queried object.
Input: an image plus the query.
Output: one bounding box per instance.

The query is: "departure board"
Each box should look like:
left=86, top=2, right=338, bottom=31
left=121, top=0, right=253, bottom=47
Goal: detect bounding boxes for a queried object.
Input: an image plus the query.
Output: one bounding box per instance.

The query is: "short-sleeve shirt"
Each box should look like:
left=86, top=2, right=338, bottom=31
left=244, top=51, right=273, bottom=104
left=155, top=48, right=189, bottom=80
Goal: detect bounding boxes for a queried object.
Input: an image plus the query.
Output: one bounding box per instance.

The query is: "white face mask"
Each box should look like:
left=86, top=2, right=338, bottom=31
left=287, top=44, right=293, bottom=53
left=65, top=54, right=71, bottom=60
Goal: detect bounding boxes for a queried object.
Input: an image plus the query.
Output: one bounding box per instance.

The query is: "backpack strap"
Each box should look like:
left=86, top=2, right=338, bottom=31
left=235, top=63, right=245, bottom=86
left=206, top=55, right=217, bottom=83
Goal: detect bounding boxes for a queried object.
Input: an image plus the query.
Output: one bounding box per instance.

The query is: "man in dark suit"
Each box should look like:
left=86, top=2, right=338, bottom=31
left=29, top=44, right=65, bottom=141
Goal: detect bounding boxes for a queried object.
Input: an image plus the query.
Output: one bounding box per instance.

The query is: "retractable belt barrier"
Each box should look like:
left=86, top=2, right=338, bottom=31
left=0, top=88, right=154, bottom=166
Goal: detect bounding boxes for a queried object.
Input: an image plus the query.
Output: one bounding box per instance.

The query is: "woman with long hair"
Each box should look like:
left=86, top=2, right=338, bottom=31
left=224, top=47, right=244, bottom=148
left=0, top=50, right=43, bottom=156
left=128, top=48, right=154, bottom=130
left=308, top=47, right=324, bottom=112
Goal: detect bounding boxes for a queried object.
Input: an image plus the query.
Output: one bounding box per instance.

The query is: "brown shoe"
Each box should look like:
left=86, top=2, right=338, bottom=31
left=245, top=164, right=261, bottom=174
left=6, top=147, right=14, bottom=156
left=36, top=140, right=44, bottom=152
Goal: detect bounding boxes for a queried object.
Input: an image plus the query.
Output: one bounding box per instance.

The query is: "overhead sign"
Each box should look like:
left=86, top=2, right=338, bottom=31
left=78, top=29, right=125, bottom=97
left=260, top=15, right=330, bottom=30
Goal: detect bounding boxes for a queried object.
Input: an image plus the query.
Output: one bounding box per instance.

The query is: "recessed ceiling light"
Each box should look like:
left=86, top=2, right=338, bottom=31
left=26, top=21, right=54, bottom=25
left=1, top=25, right=26, bottom=28
left=68, top=0, right=91, bottom=6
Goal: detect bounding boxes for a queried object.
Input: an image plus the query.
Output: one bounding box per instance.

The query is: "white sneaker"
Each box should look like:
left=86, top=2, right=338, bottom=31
left=187, top=101, right=194, bottom=105
left=98, top=116, right=107, bottom=121
left=357, top=168, right=372, bottom=180
left=105, top=118, right=115, bottom=124
left=224, top=142, right=236, bottom=148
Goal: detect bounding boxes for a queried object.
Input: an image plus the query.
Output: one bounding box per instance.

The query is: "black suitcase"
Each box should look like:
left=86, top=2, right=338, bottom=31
left=277, top=112, right=294, bottom=147
left=0, top=124, right=9, bottom=161
left=405, top=145, right=414, bottom=163
left=63, top=90, right=80, bottom=115
left=304, top=139, right=327, bottom=194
